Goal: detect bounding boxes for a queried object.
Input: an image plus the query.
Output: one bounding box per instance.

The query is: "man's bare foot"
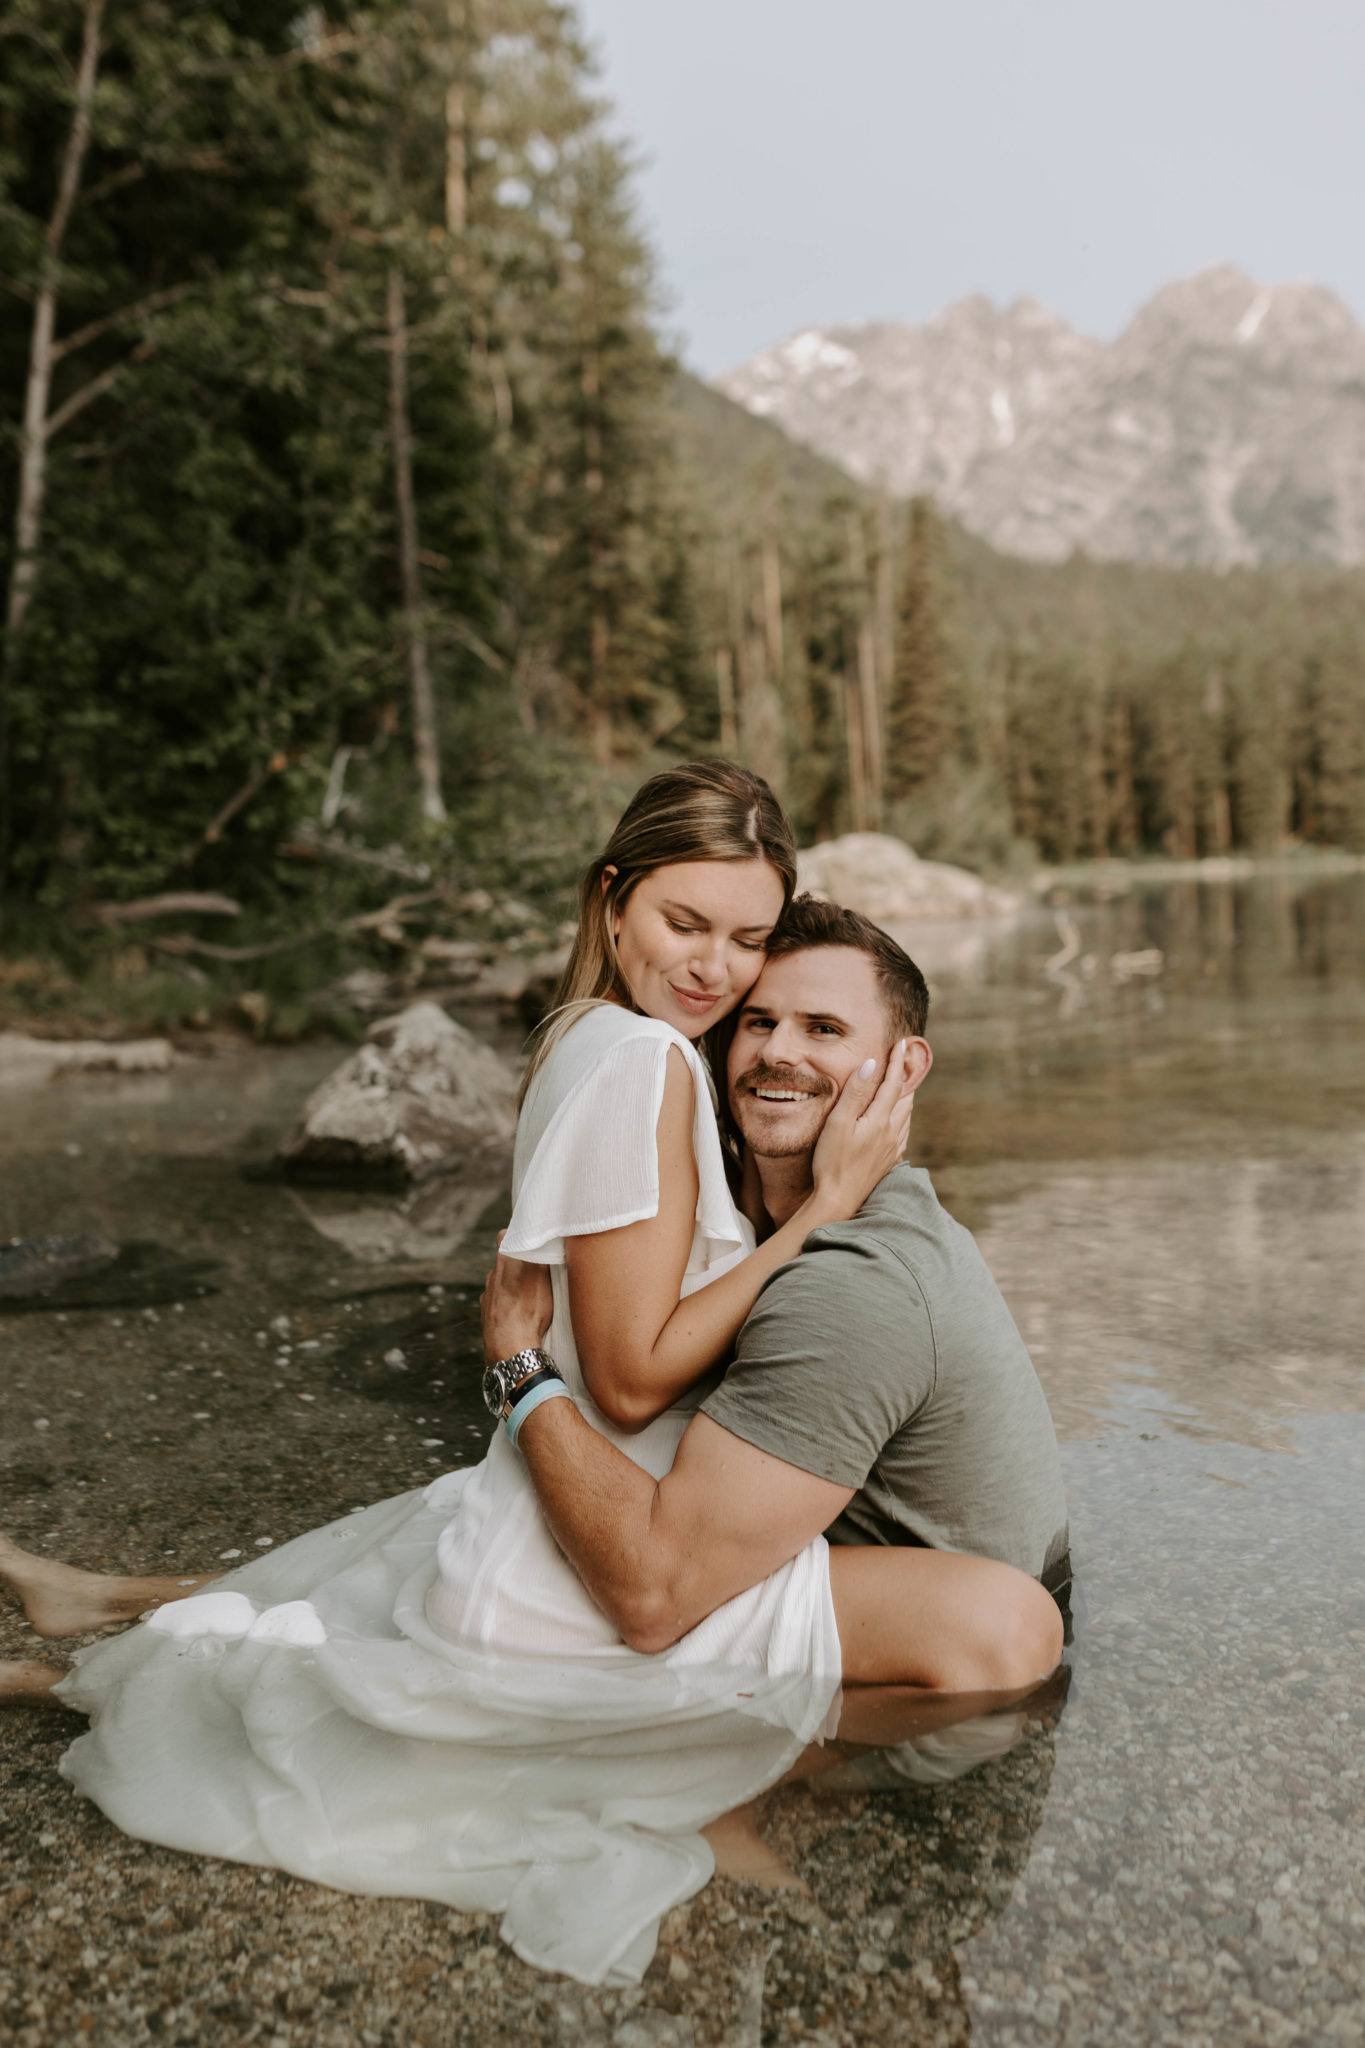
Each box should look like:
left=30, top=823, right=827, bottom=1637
left=0, top=1659, right=72, bottom=1707
left=0, top=1533, right=221, bottom=1639
left=702, top=1801, right=812, bottom=1894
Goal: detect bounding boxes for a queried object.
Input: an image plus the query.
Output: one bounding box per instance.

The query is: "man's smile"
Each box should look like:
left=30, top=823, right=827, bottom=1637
left=736, top=1065, right=833, bottom=1106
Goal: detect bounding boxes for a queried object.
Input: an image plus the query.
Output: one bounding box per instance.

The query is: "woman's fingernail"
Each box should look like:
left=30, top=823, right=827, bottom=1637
left=858, top=1058, right=877, bottom=1079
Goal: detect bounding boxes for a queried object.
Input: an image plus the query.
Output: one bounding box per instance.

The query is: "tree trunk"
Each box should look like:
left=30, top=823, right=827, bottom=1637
left=444, top=0, right=468, bottom=268
left=872, top=493, right=895, bottom=822
left=845, top=509, right=884, bottom=827
left=760, top=536, right=784, bottom=681
left=386, top=264, right=446, bottom=823
left=444, top=49, right=467, bottom=235
left=0, top=0, right=105, bottom=885
left=730, top=552, right=786, bottom=798
left=4, top=0, right=104, bottom=649
left=857, top=618, right=883, bottom=828
left=844, top=669, right=869, bottom=831
left=714, top=646, right=738, bottom=755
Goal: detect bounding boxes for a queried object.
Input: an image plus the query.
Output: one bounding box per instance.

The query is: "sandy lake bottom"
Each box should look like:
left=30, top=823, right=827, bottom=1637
left=3, top=869, right=1364, bottom=2047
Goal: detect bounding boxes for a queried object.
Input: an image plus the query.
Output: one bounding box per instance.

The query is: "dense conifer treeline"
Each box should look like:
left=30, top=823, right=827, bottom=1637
left=3, top=2, right=1363, bottom=946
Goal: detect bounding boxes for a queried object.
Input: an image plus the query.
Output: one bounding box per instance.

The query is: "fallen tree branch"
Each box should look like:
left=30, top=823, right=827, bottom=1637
left=279, top=829, right=431, bottom=883
left=93, top=892, right=241, bottom=927
left=149, top=928, right=325, bottom=963
left=146, top=890, right=444, bottom=965
left=348, top=889, right=444, bottom=933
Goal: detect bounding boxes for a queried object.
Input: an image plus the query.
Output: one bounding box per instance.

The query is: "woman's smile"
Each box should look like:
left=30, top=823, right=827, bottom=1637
left=610, top=859, right=787, bottom=1039
left=668, top=982, right=722, bottom=1017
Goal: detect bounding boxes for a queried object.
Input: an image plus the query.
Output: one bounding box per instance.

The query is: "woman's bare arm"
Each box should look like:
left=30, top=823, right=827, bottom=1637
left=567, top=1046, right=907, bottom=1430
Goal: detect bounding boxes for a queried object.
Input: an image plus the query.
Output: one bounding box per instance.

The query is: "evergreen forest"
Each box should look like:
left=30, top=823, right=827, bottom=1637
left=4, top=2, right=1364, bottom=1007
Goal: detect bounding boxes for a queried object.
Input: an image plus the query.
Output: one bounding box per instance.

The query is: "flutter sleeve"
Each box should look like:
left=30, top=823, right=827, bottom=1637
left=500, top=1019, right=746, bottom=1270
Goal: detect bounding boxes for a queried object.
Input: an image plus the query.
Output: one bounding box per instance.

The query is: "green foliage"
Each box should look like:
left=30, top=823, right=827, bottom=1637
left=3, top=0, right=1365, bottom=997
left=0, top=0, right=689, bottom=927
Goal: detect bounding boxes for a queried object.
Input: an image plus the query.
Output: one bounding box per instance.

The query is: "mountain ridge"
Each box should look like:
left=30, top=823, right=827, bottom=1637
left=715, top=267, right=1365, bottom=567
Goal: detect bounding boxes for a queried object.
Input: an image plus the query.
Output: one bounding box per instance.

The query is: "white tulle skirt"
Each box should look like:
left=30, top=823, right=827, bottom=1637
left=56, top=1445, right=841, bottom=1986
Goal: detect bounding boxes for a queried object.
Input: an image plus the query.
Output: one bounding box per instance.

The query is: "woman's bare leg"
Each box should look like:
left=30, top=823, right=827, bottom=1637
left=0, top=1531, right=220, bottom=1639
left=0, top=1659, right=73, bottom=1707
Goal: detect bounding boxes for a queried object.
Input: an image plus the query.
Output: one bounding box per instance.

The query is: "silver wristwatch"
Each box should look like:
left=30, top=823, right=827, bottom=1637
left=482, top=1347, right=560, bottom=1420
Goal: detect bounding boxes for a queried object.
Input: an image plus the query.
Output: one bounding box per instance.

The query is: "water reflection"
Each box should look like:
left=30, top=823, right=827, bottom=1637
left=4, top=869, right=1365, bottom=2043
left=286, top=1172, right=508, bottom=1266
left=549, top=1699, right=1062, bottom=2045
left=970, top=1152, right=1365, bottom=1449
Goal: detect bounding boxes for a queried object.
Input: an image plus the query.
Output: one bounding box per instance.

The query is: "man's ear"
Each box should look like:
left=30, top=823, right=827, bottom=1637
left=898, top=1036, right=933, bottom=1099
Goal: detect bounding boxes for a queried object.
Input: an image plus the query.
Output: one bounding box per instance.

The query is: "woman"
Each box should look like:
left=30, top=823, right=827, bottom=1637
left=0, top=760, right=910, bottom=1986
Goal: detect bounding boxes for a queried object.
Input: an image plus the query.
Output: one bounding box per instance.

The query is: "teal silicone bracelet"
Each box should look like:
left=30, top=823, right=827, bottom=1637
left=505, top=1376, right=573, bottom=1447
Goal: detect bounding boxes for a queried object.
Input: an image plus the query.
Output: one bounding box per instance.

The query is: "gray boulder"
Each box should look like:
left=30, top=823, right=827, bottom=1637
left=796, top=833, right=1018, bottom=922
left=278, top=1002, right=516, bottom=1183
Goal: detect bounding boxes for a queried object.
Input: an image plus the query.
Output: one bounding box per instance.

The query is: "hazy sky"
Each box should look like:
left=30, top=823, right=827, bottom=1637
left=573, top=0, right=1365, bottom=376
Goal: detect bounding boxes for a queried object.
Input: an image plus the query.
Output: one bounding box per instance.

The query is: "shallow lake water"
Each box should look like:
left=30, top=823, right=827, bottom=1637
left=2, top=867, right=1364, bottom=2047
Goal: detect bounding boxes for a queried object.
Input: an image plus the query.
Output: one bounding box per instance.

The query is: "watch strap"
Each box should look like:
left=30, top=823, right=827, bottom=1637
left=496, top=1363, right=561, bottom=1418
left=506, top=1374, right=572, bottom=1447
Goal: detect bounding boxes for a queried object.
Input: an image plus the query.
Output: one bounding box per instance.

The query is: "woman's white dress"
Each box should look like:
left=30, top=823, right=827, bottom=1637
left=56, top=1004, right=841, bottom=1986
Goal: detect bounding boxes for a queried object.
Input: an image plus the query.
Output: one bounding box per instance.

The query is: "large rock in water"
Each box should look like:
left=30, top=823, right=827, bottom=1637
left=796, top=834, right=1018, bottom=922
left=278, top=1003, right=516, bottom=1183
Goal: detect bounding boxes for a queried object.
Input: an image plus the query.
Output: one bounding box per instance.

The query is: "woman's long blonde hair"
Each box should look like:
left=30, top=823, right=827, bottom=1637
left=521, top=758, right=798, bottom=1102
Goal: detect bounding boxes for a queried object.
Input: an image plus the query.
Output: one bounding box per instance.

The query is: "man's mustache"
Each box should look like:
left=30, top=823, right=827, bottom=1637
left=734, top=1064, right=835, bottom=1102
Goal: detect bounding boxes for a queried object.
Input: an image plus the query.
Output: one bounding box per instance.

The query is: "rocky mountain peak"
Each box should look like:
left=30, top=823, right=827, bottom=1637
left=716, top=268, right=1365, bottom=566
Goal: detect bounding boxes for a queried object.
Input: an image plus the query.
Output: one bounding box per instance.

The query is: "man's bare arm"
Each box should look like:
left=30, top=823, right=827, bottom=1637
left=481, top=1258, right=1064, bottom=1690
left=516, top=1399, right=852, bottom=1652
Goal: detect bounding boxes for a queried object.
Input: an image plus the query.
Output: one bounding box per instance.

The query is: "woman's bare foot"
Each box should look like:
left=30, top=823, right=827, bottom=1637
left=702, top=1801, right=812, bottom=1894
left=0, top=1532, right=221, bottom=1639
left=0, top=1658, right=72, bottom=1707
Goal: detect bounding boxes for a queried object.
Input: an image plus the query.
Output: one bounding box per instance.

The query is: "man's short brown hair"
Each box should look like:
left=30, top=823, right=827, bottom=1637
left=765, top=895, right=930, bottom=1038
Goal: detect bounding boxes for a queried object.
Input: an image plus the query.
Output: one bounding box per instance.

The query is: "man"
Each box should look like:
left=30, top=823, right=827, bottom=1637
left=483, top=897, right=1069, bottom=1700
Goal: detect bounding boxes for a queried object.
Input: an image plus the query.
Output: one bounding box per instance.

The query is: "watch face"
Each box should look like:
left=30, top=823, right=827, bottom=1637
left=481, top=1360, right=508, bottom=1418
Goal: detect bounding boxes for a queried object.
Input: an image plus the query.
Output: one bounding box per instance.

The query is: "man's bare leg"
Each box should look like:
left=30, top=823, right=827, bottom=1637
left=701, top=1801, right=811, bottom=1892
left=827, top=1545, right=1063, bottom=1692
left=0, top=1531, right=220, bottom=1639
left=0, top=1659, right=73, bottom=1707
left=702, top=1549, right=1064, bottom=1887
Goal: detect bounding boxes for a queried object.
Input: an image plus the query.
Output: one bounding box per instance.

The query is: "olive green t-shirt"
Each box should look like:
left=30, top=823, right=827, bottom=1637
left=702, top=1165, right=1070, bottom=1584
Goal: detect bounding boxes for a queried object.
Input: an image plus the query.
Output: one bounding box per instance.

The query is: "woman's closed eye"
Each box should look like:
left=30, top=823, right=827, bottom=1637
left=667, top=916, right=766, bottom=952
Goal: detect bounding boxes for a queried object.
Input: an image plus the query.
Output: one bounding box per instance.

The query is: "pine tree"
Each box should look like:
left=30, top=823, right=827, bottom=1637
left=0, top=2, right=390, bottom=902
left=886, top=497, right=961, bottom=799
